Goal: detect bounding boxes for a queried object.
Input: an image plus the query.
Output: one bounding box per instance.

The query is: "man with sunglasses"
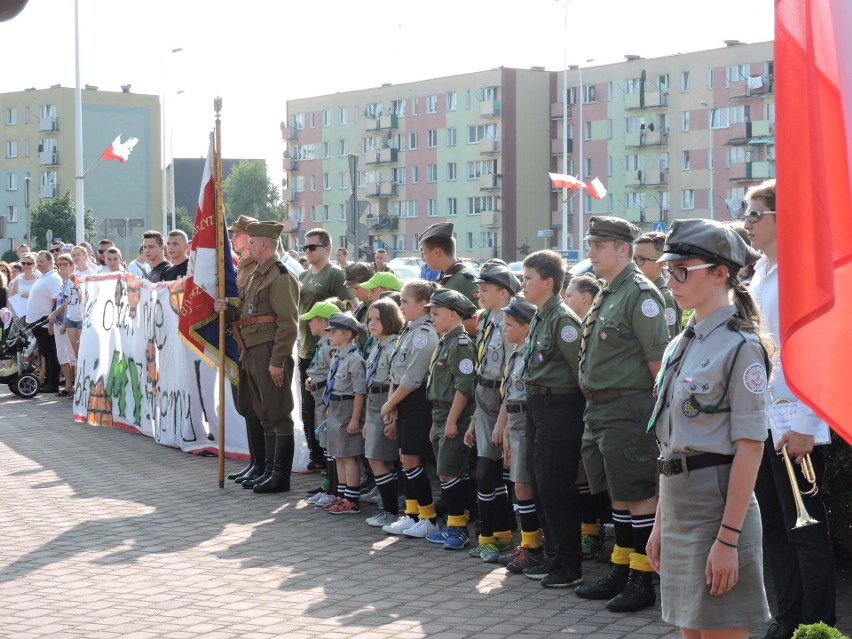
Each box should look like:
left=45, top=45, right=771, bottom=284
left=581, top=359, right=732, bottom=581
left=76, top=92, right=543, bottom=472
left=297, top=228, right=356, bottom=471
left=742, top=180, right=836, bottom=639
left=634, top=232, right=683, bottom=339
left=96, top=238, right=115, bottom=267
left=50, top=239, right=65, bottom=258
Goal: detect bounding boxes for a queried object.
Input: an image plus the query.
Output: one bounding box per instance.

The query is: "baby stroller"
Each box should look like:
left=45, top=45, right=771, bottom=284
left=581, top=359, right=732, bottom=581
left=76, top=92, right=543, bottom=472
left=0, top=308, right=46, bottom=399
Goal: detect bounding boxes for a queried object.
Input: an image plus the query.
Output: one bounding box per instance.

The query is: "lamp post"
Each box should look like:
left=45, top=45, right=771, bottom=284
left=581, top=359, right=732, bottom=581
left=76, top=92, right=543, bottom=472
left=701, top=100, right=714, bottom=220
left=161, top=47, right=183, bottom=233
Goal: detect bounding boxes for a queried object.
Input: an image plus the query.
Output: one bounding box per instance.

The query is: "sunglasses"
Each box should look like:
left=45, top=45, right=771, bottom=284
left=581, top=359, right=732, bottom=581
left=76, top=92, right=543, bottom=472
left=50, top=248, right=62, bottom=253
left=21, top=262, right=34, bottom=266
left=98, top=249, right=107, bottom=254
left=735, top=209, right=776, bottom=223
left=301, top=243, right=327, bottom=252
left=633, top=256, right=657, bottom=267
left=661, top=263, right=716, bottom=283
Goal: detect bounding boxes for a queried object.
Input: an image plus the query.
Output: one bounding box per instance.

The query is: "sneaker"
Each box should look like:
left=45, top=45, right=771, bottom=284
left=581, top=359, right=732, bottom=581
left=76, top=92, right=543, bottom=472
left=498, top=545, right=523, bottom=566
left=508, top=547, right=547, bottom=574
left=404, top=518, right=439, bottom=539
left=322, top=496, right=345, bottom=510
left=443, top=527, right=470, bottom=550
left=327, top=498, right=360, bottom=515
left=479, top=542, right=503, bottom=563
left=306, top=492, right=325, bottom=505
left=581, top=534, right=604, bottom=560
left=541, top=565, right=583, bottom=588
left=468, top=543, right=487, bottom=558
left=426, top=525, right=451, bottom=545
left=522, top=557, right=554, bottom=580
left=313, top=493, right=337, bottom=507
left=382, top=515, right=417, bottom=535
left=361, top=486, right=382, bottom=505
left=366, top=510, right=398, bottom=527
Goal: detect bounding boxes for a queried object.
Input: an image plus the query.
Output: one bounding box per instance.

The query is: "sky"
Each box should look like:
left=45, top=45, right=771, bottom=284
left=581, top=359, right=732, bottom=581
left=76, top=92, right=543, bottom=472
left=0, top=0, right=774, bottom=187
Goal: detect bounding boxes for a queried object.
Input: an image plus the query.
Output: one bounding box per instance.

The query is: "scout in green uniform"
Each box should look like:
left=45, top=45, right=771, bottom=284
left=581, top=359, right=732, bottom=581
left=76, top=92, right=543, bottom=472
left=229, top=221, right=300, bottom=493
left=635, top=231, right=683, bottom=338
left=422, top=288, right=478, bottom=551
left=344, top=262, right=374, bottom=355
left=519, top=250, right=587, bottom=588
left=575, top=216, right=670, bottom=612
left=361, top=271, right=403, bottom=304
left=464, top=261, right=520, bottom=562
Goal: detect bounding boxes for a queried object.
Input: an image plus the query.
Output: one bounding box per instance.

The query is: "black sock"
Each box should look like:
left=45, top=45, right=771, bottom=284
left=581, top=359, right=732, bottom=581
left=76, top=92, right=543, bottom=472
left=631, top=513, right=655, bottom=557
left=477, top=489, right=496, bottom=537
left=442, top=477, right=466, bottom=523
left=517, top=499, right=540, bottom=533
left=374, top=471, right=399, bottom=515
left=612, top=509, right=633, bottom=549
left=578, top=482, right=598, bottom=524
left=594, top=491, right=613, bottom=523
left=337, top=482, right=346, bottom=499
left=493, top=484, right=512, bottom=532
left=344, top=486, right=360, bottom=504
left=406, top=465, right=434, bottom=522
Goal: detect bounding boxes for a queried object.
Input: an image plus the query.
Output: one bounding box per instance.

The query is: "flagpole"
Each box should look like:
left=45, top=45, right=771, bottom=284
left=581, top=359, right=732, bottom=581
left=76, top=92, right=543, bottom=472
left=74, top=0, right=85, bottom=244
left=214, top=97, right=226, bottom=489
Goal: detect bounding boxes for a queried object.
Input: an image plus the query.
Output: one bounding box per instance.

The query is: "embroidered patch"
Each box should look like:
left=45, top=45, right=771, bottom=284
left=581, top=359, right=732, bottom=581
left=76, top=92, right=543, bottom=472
left=412, top=334, right=428, bottom=349
left=515, top=380, right=525, bottom=390
left=459, top=358, right=474, bottom=374
left=700, top=358, right=710, bottom=368
left=641, top=299, right=660, bottom=318
left=665, top=307, right=677, bottom=326
left=743, top=363, right=768, bottom=394
left=682, top=398, right=700, bottom=418
left=561, top=326, right=579, bottom=343
left=600, top=331, right=609, bottom=341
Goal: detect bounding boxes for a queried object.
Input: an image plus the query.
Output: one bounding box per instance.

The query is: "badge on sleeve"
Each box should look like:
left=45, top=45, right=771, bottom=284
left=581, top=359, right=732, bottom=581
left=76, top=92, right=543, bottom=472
left=412, top=334, right=428, bottom=349
left=459, top=358, right=474, bottom=374
left=664, top=308, right=677, bottom=326
left=641, top=299, right=660, bottom=318
left=743, top=363, right=768, bottom=394
left=561, top=326, right=578, bottom=343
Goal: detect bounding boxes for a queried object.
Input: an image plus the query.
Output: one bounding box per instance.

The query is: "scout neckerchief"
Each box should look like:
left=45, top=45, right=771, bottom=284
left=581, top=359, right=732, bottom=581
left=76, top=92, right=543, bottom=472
left=520, top=312, right=541, bottom=378
left=366, top=339, right=385, bottom=389
left=501, top=348, right=520, bottom=400
left=578, top=286, right=610, bottom=374
left=310, top=340, right=323, bottom=367
left=426, top=337, right=445, bottom=390
left=323, top=344, right=357, bottom=406
left=477, top=319, right=495, bottom=373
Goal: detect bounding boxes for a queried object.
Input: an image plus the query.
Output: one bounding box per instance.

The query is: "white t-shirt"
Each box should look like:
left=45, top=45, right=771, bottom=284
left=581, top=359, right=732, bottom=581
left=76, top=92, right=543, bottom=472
left=26, top=270, right=62, bottom=323
left=128, top=259, right=151, bottom=277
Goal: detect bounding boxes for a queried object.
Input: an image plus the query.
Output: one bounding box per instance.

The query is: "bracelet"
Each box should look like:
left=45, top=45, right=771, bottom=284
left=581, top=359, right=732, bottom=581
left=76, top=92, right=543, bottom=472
left=715, top=537, right=738, bottom=549
left=720, top=523, right=742, bottom=534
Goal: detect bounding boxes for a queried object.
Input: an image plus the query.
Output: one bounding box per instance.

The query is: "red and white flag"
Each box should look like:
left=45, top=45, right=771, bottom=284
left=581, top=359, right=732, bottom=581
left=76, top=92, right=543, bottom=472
left=549, top=172, right=585, bottom=190
left=776, top=0, right=852, bottom=444
left=585, top=177, right=607, bottom=200
left=99, top=134, right=139, bottom=163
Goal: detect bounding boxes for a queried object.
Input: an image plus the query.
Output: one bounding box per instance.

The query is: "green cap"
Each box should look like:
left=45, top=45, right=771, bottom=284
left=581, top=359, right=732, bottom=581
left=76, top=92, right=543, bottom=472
left=584, top=215, right=640, bottom=243
left=360, top=271, right=403, bottom=291
left=247, top=221, right=284, bottom=239
left=227, top=215, right=259, bottom=233
left=419, top=221, right=454, bottom=243
left=425, top=288, right=477, bottom=319
left=298, top=301, right=340, bottom=322
left=658, top=218, right=762, bottom=271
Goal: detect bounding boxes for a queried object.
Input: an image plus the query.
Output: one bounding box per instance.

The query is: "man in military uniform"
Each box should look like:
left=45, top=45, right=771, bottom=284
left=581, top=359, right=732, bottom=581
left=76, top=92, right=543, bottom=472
left=229, top=221, right=300, bottom=493
left=635, top=231, right=683, bottom=338
left=574, top=216, right=670, bottom=611
left=520, top=249, right=587, bottom=588
left=372, top=248, right=394, bottom=274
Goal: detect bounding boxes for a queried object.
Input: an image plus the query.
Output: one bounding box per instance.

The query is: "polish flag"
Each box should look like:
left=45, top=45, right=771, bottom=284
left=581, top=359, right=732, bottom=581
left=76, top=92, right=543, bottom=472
left=549, top=172, right=585, bottom=190
left=586, top=177, right=607, bottom=200
left=99, top=134, right=139, bottom=163
left=776, top=0, right=852, bottom=444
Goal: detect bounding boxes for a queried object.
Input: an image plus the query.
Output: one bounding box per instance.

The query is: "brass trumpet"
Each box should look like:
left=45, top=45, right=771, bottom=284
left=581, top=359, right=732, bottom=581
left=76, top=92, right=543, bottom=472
left=773, top=398, right=819, bottom=529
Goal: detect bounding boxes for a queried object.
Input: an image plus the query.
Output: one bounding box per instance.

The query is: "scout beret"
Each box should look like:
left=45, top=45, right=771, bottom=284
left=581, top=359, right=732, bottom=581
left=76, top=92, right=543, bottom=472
left=474, top=261, right=520, bottom=294
left=299, top=301, right=340, bottom=322
left=360, top=271, right=403, bottom=291
left=344, top=262, right=375, bottom=286
left=501, top=296, right=537, bottom=323
left=247, top=221, right=284, bottom=239
left=323, top=312, right=364, bottom=334
left=227, top=215, right=259, bottom=233
left=657, top=218, right=762, bottom=271
left=425, top=288, right=477, bottom=319
left=419, top=221, right=454, bottom=243
left=583, top=215, right=640, bottom=243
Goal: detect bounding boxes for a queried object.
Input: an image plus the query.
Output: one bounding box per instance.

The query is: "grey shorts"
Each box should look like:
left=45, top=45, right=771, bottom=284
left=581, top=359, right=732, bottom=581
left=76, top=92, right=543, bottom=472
left=365, top=391, right=398, bottom=462
left=507, top=410, right=530, bottom=484
left=311, top=389, right=327, bottom=449
left=432, top=406, right=473, bottom=478
left=326, top=397, right=365, bottom=458
left=474, top=384, right=503, bottom=461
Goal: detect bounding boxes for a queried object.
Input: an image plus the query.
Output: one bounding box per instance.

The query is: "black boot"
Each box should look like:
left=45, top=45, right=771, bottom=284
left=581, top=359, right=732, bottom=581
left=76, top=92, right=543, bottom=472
left=575, top=563, right=629, bottom=600
left=243, top=433, right=274, bottom=489
left=235, top=417, right=266, bottom=484
left=605, top=569, right=655, bottom=612
left=229, top=416, right=257, bottom=481
left=254, top=434, right=294, bottom=493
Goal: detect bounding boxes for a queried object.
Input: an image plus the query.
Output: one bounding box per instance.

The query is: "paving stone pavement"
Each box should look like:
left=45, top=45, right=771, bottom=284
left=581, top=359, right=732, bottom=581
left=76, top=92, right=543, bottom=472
left=1, top=387, right=850, bottom=639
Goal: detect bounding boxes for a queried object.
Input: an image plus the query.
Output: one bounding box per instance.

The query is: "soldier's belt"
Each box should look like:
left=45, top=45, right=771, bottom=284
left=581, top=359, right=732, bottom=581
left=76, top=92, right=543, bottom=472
left=525, top=384, right=580, bottom=396
left=506, top=402, right=527, bottom=414
left=237, top=314, right=278, bottom=328
left=369, top=383, right=391, bottom=394
left=313, top=380, right=327, bottom=391
left=329, top=394, right=355, bottom=402
left=432, top=400, right=452, bottom=409
left=474, top=376, right=500, bottom=389
left=658, top=453, right=734, bottom=477
left=580, top=387, right=647, bottom=404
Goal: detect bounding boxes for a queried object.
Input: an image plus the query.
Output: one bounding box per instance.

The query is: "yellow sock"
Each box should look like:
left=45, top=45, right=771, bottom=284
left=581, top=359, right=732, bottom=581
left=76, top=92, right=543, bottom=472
left=611, top=544, right=634, bottom=565
left=405, top=500, right=419, bottom=517
left=629, top=552, right=654, bottom=573
left=447, top=515, right=467, bottom=527
left=478, top=535, right=496, bottom=545
left=581, top=522, right=602, bottom=537
left=418, top=503, right=436, bottom=521
left=464, top=509, right=470, bottom=523
left=494, top=531, right=513, bottom=543
left=521, top=530, right=542, bottom=549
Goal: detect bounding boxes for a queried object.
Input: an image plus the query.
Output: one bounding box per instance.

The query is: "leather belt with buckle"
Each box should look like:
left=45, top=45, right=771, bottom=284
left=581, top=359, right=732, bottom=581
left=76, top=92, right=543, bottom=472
left=526, top=384, right=580, bottom=396
left=506, top=403, right=527, bottom=414
left=475, top=376, right=500, bottom=389
left=658, top=452, right=735, bottom=477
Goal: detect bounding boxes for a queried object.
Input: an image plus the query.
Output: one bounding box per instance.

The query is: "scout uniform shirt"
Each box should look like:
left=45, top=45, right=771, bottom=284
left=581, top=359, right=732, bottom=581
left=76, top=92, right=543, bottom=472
left=579, top=263, right=670, bottom=392
left=522, top=294, right=583, bottom=388
left=655, top=275, right=683, bottom=339
left=477, top=309, right=508, bottom=384
left=298, top=264, right=353, bottom=359
left=240, top=256, right=300, bottom=367
left=439, top=262, right=479, bottom=305
left=389, top=313, right=439, bottom=391
left=306, top=334, right=334, bottom=390
left=427, top=325, right=477, bottom=422
left=366, top=333, right=397, bottom=391
left=327, top=344, right=367, bottom=398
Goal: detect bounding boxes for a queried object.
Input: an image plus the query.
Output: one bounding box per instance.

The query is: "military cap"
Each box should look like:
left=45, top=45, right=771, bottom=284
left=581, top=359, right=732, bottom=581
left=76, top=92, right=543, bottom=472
left=299, top=301, right=340, bottom=322
left=657, top=218, right=761, bottom=270
left=501, top=296, right=537, bottom=323
left=583, top=215, right=640, bottom=243
left=227, top=215, right=259, bottom=233
left=344, top=262, right=374, bottom=286
left=360, top=271, right=403, bottom=291
left=419, top=221, right=455, bottom=243
left=323, top=312, right=364, bottom=335
left=474, top=261, right=521, bottom=294
left=247, top=221, right=284, bottom=239
left=425, top=288, right=477, bottom=319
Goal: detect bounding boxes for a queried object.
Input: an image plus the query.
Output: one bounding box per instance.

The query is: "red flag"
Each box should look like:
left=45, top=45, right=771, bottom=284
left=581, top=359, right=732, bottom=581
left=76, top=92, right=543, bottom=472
left=776, top=0, right=852, bottom=444
left=99, top=134, right=139, bottom=163
left=585, top=177, right=607, bottom=200
left=549, top=172, right=585, bottom=190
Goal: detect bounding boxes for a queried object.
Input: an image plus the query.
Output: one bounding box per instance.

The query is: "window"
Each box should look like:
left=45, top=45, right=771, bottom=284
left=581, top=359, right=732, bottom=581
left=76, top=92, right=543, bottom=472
left=411, top=97, right=418, bottom=116
left=309, top=112, right=316, bottom=128
left=427, top=95, right=438, bottom=114
left=338, top=172, right=347, bottom=189
left=427, top=199, right=438, bottom=217
left=584, top=121, right=592, bottom=141
left=625, top=117, right=643, bottom=134
left=681, top=151, right=691, bottom=171
left=411, top=166, right=419, bottom=184
left=582, top=84, right=596, bottom=104
left=25, top=140, right=30, bottom=157
left=625, top=192, right=645, bottom=209
left=681, top=111, right=690, bottom=132
left=6, top=140, right=17, bottom=158
left=482, top=86, right=497, bottom=101
left=292, top=114, right=305, bottom=130
left=467, top=160, right=497, bottom=179
left=707, top=68, right=714, bottom=90
left=726, top=146, right=748, bottom=167
left=6, top=205, right=19, bottom=222
left=657, top=74, right=670, bottom=94
left=624, top=78, right=641, bottom=94
left=322, top=110, right=330, bottom=127
left=427, top=164, right=438, bottom=183
left=447, top=197, right=458, bottom=216
left=658, top=152, right=669, bottom=170
left=5, top=108, right=16, bottom=125
left=466, top=232, right=474, bottom=251
left=681, top=71, right=691, bottom=92
left=310, top=206, right=317, bottom=222
left=710, top=108, right=730, bottom=129
left=725, top=64, right=750, bottom=87
left=446, top=92, right=457, bottom=111
left=467, top=124, right=497, bottom=143
left=567, top=87, right=577, bottom=105
left=6, top=173, right=18, bottom=190
left=446, top=162, right=457, bottom=181
left=730, top=105, right=749, bottom=125
left=427, top=130, right=438, bottom=148
left=766, top=102, right=776, bottom=123
left=607, top=119, right=613, bottom=139
left=393, top=235, right=406, bottom=251
left=625, top=154, right=643, bottom=171
left=408, top=132, right=418, bottom=150
left=338, top=107, right=347, bottom=125
left=388, top=133, right=402, bottom=150
left=309, top=175, right=316, bottom=192
left=294, top=176, right=305, bottom=192
left=393, top=200, right=417, bottom=218
left=608, top=194, right=614, bottom=213
left=392, top=167, right=406, bottom=185
left=323, top=205, right=330, bottom=221
left=24, top=106, right=30, bottom=124
left=607, top=81, right=613, bottom=102
left=446, top=127, right=457, bottom=147
left=467, top=195, right=496, bottom=215
left=660, top=191, right=670, bottom=212
left=657, top=113, right=670, bottom=133
left=338, top=140, right=346, bottom=157
left=323, top=142, right=330, bottom=158
left=322, top=173, right=330, bottom=190
left=391, top=99, right=406, bottom=117
left=481, top=231, right=496, bottom=249
left=681, top=190, right=695, bottom=210
left=465, top=90, right=471, bottom=110
left=584, top=158, right=592, bottom=178
left=339, top=204, right=346, bottom=221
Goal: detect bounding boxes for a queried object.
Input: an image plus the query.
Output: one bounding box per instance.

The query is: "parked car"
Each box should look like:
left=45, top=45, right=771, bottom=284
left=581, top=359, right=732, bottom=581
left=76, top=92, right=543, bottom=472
left=508, top=261, right=524, bottom=276
left=391, top=264, right=421, bottom=281
left=568, top=258, right=595, bottom=276
left=388, top=256, right=425, bottom=271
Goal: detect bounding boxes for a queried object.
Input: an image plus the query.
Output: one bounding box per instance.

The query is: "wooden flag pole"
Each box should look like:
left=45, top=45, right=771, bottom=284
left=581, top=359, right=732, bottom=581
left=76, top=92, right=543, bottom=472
left=214, top=97, right=226, bottom=489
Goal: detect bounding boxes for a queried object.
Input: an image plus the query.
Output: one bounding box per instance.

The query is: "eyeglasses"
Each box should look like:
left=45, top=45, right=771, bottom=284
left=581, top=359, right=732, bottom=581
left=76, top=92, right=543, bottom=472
left=21, top=262, right=34, bottom=266
left=301, top=243, right=327, bottom=252
left=98, top=249, right=107, bottom=254
left=50, top=248, right=62, bottom=253
left=661, top=263, right=716, bottom=283
left=633, top=256, right=657, bottom=267
left=735, top=209, right=776, bottom=223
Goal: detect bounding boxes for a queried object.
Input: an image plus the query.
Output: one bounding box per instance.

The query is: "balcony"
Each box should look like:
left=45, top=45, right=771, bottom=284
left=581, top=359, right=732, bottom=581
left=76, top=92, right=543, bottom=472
left=366, top=214, right=399, bottom=231
left=551, top=102, right=573, bottom=119
left=39, top=151, right=59, bottom=166
left=366, top=148, right=399, bottom=165
left=480, top=210, right=500, bottom=227
left=625, top=169, right=668, bottom=188
left=625, top=91, right=668, bottom=110
left=283, top=157, right=300, bottom=172
left=480, top=139, right=500, bottom=155
left=365, top=182, right=398, bottom=198
left=38, top=116, right=59, bottom=132
left=287, top=191, right=299, bottom=203
left=480, top=100, right=501, bottom=118
left=731, top=161, right=776, bottom=182
left=366, top=114, right=398, bottom=131
left=624, top=129, right=669, bottom=148
left=730, top=77, right=773, bottom=99
left=727, top=121, right=775, bottom=146
left=289, top=218, right=301, bottom=234
left=39, top=183, right=58, bottom=198
left=623, top=207, right=644, bottom=223
left=551, top=138, right=574, bottom=155
left=280, top=125, right=298, bottom=141
left=479, top=174, right=500, bottom=191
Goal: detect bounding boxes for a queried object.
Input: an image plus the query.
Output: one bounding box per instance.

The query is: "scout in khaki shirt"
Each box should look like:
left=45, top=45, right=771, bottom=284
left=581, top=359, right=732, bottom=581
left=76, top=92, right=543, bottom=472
left=423, top=288, right=478, bottom=551
left=635, top=231, right=683, bottom=338
left=343, top=262, right=375, bottom=354
left=645, top=218, right=771, bottom=636
left=520, top=250, right=587, bottom=588
left=576, top=216, right=670, bottom=613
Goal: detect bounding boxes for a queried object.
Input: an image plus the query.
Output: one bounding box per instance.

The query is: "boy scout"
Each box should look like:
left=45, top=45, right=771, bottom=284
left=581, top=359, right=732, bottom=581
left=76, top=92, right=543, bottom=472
left=360, top=271, right=403, bottom=304
left=343, top=262, right=374, bottom=326
left=575, top=216, right=670, bottom=611
left=520, top=250, right=586, bottom=588
left=635, top=231, right=683, bottom=338
left=465, top=261, right=520, bottom=562
left=423, top=288, right=478, bottom=551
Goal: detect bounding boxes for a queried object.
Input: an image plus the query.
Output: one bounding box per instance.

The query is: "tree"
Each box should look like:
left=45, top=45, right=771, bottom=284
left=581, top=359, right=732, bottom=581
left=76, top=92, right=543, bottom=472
left=171, top=206, right=195, bottom=237
left=222, top=160, right=286, bottom=222
left=30, top=190, right=96, bottom=250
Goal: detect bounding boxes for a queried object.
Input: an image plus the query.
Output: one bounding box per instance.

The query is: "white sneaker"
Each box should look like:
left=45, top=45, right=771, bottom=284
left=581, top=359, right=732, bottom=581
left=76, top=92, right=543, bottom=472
left=307, top=492, right=324, bottom=505
left=314, top=493, right=337, bottom=507
left=361, top=486, right=382, bottom=505
left=382, top=514, right=417, bottom=535
left=402, top=518, right=439, bottom=539
left=366, top=510, right=397, bottom=527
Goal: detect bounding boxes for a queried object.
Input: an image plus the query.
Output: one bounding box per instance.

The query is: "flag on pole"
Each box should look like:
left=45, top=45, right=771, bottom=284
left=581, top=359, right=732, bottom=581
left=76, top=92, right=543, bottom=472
left=99, top=134, right=139, bottom=163
left=178, top=136, right=240, bottom=382
left=585, top=177, right=607, bottom=200
left=776, top=0, right=852, bottom=444
left=549, top=172, right=586, bottom=190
